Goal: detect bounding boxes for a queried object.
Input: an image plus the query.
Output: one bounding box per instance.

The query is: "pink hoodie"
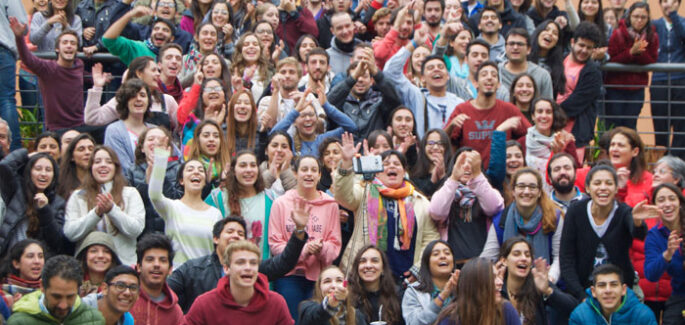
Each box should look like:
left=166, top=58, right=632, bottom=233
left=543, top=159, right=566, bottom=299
left=268, top=190, right=342, bottom=282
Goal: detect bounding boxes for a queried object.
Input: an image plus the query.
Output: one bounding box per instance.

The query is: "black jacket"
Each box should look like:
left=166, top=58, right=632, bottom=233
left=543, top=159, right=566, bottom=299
left=560, top=198, right=647, bottom=300
left=75, top=0, right=118, bottom=50
left=501, top=277, right=578, bottom=325
left=298, top=300, right=369, bottom=325
left=0, top=149, right=68, bottom=257
left=559, top=59, right=603, bottom=147
left=468, top=1, right=529, bottom=38
left=167, top=232, right=308, bottom=312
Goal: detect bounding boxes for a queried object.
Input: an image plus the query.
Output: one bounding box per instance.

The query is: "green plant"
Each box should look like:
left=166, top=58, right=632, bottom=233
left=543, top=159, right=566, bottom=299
left=18, top=107, right=43, bottom=148
left=587, top=119, right=613, bottom=164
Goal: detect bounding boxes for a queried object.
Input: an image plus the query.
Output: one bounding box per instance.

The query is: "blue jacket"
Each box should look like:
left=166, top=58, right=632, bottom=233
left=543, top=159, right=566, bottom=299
left=644, top=223, right=685, bottom=296
left=569, top=288, right=657, bottom=325
left=653, top=12, right=685, bottom=81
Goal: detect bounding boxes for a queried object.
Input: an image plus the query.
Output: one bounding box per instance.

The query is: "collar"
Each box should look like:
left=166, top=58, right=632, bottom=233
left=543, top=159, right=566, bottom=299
left=551, top=186, right=582, bottom=204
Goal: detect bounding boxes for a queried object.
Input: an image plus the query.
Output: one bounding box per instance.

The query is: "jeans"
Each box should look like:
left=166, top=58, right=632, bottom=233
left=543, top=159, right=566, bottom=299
left=0, top=46, right=22, bottom=150
left=650, top=78, right=685, bottom=159
left=273, top=275, right=314, bottom=325
left=604, top=88, right=646, bottom=131
left=18, top=69, right=44, bottom=121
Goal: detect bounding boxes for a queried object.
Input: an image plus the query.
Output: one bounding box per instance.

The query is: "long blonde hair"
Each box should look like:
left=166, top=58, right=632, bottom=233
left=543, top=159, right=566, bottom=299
left=312, top=266, right=357, bottom=325
left=188, top=120, right=231, bottom=180
left=511, top=167, right=562, bottom=234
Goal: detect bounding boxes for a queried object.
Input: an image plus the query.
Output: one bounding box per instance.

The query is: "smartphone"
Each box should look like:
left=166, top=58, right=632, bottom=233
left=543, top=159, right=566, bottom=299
left=353, top=155, right=383, bottom=174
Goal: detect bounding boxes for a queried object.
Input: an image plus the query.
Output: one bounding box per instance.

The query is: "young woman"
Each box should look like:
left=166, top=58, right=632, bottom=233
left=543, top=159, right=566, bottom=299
left=268, top=155, right=342, bottom=322
left=644, top=183, right=685, bottom=323
left=509, top=73, right=537, bottom=124
left=348, top=245, right=403, bottom=324
left=270, top=88, right=357, bottom=156
left=529, top=20, right=566, bottom=99
left=435, top=258, right=521, bottom=325
left=482, top=168, right=564, bottom=284
left=225, top=90, right=259, bottom=154
left=186, top=119, right=232, bottom=189
left=74, top=231, right=122, bottom=296
left=85, top=58, right=179, bottom=132
left=29, top=0, right=82, bottom=51
left=527, top=0, right=570, bottom=32
left=63, top=146, right=145, bottom=266
left=260, top=130, right=296, bottom=198
left=206, top=150, right=273, bottom=259
left=560, top=164, right=660, bottom=301
left=504, top=141, right=526, bottom=205
left=604, top=8, right=619, bottom=32
left=653, top=155, right=685, bottom=189
left=605, top=2, right=658, bottom=130
left=34, top=131, right=61, bottom=162
left=411, top=129, right=453, bottom=198
left=402, top=240, right=460, bottom=325
left=208, top=0, right=236, bottom=59
left=149, top=148, right=223, bottom=267
left=252, top=20, right=283, bottom=62
left=387, top=106, right=418, bottom=166
left=443, top=29, right=473, bottom=80
left=335, top=133, right=440, bottom=279
left=125, top=127, right=184, bottom=236
left=57, top=133, right=95, bottom=200
left=298, top=266, right=366, bottom=325
left=317, top=137, right=343, bottom=193
left=178, top=77, right=229, bottom=152
left=0, top=239, right=45, bottom=299
left=430, top=149, right=505, bottom=266
left=406, top=45, right=431, bottom=88
left=104, top=79, right=154, bottom=171
left=294, top=34, right=319, bottom=73
left=231, top=32, right=274, bottom=102
left=569, top=0, right=610, bottom=46
left=367, top=130, right=393, bottom=155
left=0, top=150, right=66, bottom=258
left=180, top=23, right=222, bottom=88
left=181, top=0, right=213, bottom=35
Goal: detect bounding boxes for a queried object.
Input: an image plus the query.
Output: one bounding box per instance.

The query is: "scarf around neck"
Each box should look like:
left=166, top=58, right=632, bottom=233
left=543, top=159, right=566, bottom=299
left=454, top=183, right=476, bottom=222
left=503, top=202, right=551, bottom=263
left=334, top=37, right=355, bottom=53
left=367, top=180, right=416, bottom=251
left=144, top=38, right=161, bottom=55
left=525, top=126, right=554, bottom=172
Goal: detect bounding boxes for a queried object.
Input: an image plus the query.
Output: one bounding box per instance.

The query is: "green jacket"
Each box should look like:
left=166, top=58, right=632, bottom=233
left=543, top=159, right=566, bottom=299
left=7, top=291, right=105, bottom=325
left=102, top=36, right=155, bottom=66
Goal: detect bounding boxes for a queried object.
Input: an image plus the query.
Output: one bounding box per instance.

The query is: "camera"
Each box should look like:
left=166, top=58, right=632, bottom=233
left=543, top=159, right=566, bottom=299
left=354, top=155, right=383, bottom=180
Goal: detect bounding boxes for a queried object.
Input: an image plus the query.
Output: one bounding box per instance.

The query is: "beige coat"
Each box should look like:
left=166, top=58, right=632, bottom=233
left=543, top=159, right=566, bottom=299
left=333, top=171, right=440, bottom=275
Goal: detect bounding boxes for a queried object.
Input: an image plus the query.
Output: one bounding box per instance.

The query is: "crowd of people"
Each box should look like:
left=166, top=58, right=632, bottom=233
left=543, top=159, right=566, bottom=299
left=1, top=0, right=685, bottom=322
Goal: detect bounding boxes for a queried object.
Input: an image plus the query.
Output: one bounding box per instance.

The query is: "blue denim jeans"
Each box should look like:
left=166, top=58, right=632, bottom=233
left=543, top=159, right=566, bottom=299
left=0, top=46, right=22, bottom=150
left=273, top=275, right=314, bottom=324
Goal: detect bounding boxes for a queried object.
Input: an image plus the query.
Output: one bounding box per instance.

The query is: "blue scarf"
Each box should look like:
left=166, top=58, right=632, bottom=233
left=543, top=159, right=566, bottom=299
left=144, top=39, right=160, bottom=55
left=502, top=203, right=551, bottom=263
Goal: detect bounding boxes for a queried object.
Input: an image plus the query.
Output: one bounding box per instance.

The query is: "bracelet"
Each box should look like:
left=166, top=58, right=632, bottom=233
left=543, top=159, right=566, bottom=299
left=411, top=40, right=418, bottom=48
left=437, top=295, right=445, bottom=303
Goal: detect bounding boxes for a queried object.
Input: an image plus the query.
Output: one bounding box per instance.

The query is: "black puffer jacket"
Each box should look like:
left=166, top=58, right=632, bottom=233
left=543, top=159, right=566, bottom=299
left=0, top=149, right=68, bottom=257
left=124, top=161, right=183, bottom=238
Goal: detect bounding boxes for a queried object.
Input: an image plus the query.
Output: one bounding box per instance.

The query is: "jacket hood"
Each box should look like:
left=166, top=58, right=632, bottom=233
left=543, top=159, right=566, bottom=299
left=13, top=290, right=83, bottom=322
left=583, top=287, right=641, bottom=319
left=282, top=189, right=338, bottom=207
left=138, top=282, right=180, bottom=310
left=217, top=273, right=272, bottom=312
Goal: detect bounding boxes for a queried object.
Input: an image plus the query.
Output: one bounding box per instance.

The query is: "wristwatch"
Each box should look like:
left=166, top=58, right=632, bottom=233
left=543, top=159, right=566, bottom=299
left=338, top=162, right=354, bottom=176
left=295, top=228, right=306, bottom=235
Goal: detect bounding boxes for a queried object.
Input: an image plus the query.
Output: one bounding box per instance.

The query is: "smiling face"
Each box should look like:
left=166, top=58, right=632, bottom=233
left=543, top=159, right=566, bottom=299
left=37, top=137, right=60, bottom=161
left=295, top=157, right=321, bottom=190
left=307, top=54, right=329, bottom=83
left=201, top=80, right=225, bottom=107
left=72, top=139, right=95, bottom=170
left=298, top=37, right=318, bottom=61
left=513, top=172, right=541, bottom=209
left=466, top=44, right=489, bottom=75
left=352, top=68, right=373, bottom=97
left=425, top=131, right=446, bottom=162
left=138, top=248, right=171, bottom=291
left=476, top=65, right=499, bottom=96
left=13, top=243, right=44, bottom=281
left=240, top=35, right=261, bottom=62
left=538, top=23, right=560, bottom=51
left=411, top=47, right=431, bottom=75
left=150, top=21, right=174, bottom=47
left=322, top=142, right=343, bottom=171
left=142, top=128, right=169, bottom=159
left=377, top=154, right=405, bottom=189
left=295, top=106, right=318, bottom=138
left=235, top=153, right=259, bottom=187
left=182, top=160, right=207, bottom=191
left=211, top=3, right=230, bottom=26
left=428, top=242, right=454, bottom=278
left=155, top=0, right=177, bottom=20
left=319, top=268, right=345, bottom=297
left=505, top=242, right=532, bottom=279
left=33, top=0, right=49, bottom=12
left=391, top=109, right=414, bottom=139
left=630, top=7, right=649, bottom=31
left=513, top=76, right=535, bottom=105
left=571, top=37, right=595, bottom=63
left=56, top=34, right=78, bottom=63
left=52, top=0, right=67, bottom=10
left=198, top=124, right=221, bottom=156
left=371, top=135, right=391, bottom=154
left=214, top=222, right=247, bottom=255
left=201, top=54, right=223, bottom=79
left=232, top=93, right=253, bottom=123
left=451, top=30, right=472, bottom=57
left=505, top=34, right=529, bottom=63
left=136, top=61, right=161, bottom=90
left=85, top=244, right=113, bottom=274
left=197, top=24, right=219, bottom=53
left=267, top=135, right=291, bottom=166
left=478, top=10, right=501, bottom=35
left=532, top=100, right=553, bottom=134
left=591, top=273, right=627, bottom=315
left=506, top=145, right=524, bottom=176
left=375, top=15, right=392, bottom=38
left=31, top=157, right=54, bottom=192
left=226, top=250, right=260, bottom=288
left=254, top=22, right=274, bottom=50
left=91, top=150, right=116, bottom=184
left=581, top=0, right=600, bottom=18
left=653, top=162, right=678, bottom=188
left=102, top=274, right=139, bottom=314
left=127, top=87, right=150, bottom=118
left=422, top=58, right=449, bottom=90
left=655, top=186, right=681, bottom=227
left=160, top=47, right=182, bottom=78
left=609, top=133, right=638, bottom=168
left=588, top=170, right=617, bottom=207
left=358, top=248, right=383, bottom=287
left=331, top=14, right=355, bottom=43
left=550, top=156, right=576, bottom=193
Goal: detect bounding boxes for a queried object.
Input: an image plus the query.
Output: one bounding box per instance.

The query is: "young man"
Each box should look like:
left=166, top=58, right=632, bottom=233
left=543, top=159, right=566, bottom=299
left=130, top=234, right=183, bottom=324
left=328, top=50, right=401, bottom=141
left=182, top=241, right=294, bottom=325
left=569, top=264, right=658, bottom=324
left=0, top=3, right=27, bottom=151
left=423, top=0, right=446, bottom=43
left=168, top=216, right=308, bottom=312
left=445, top=61, right=530, bottom=169
left=7, top=255, right=104, bottom=325
left=475, top=8, right=506, bottom=62
left=557, top=22, right=603, bottom=163
left=373, top=5, right=415, bottom=69
left=468, top=0, right=529, bottom=37
left=498, top=28, right=554, bottom=99
left=157, top=43, right=184, bottom=103
left=298, top=48, right=335, bottom=92
left=83, top=266, right=140, bottom=325
left=317, top=0, right=358, bottom=49
left=10, top=18, right=84, bottom=131
left=652, top=0, right=685, bottom=158
left=547, top=152, right=584, bottom=211
left=102, top=6, right=175, bottom=65
left=386, top=29, right=464, bottom=138
left=327, top=12, right=363, bottom=75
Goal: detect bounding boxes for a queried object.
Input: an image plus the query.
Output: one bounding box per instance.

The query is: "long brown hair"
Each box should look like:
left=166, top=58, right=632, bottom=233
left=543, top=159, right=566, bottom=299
left=58, top=133, right=95, bottom=200
left=500, top=237, right=539, bottom=325
left=224, top=150, right=265, bottom=216
left=134, top=126, right=173, bottom=165
left=231, top=32, right=273, bottom=83
left=23, top=154, right=59, bottom=237
left=226, top=90, right=258, bottom=154
left=437, top=258, right=505, bottom=325
left=511, top=168, right=561, bottom=234
left=609, top=127, right=647, bottom=184
left=80, top=146, right=127, bottom=213
left=188, top=120, right=231, bottom=180
left=311, top=265, right=357, bottom=325
left=347, top=246, right=402, bottom=324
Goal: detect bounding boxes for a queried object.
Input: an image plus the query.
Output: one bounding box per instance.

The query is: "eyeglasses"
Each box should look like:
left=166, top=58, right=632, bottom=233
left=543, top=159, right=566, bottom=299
left=255, top=29, right=272, bottom=35
left=426, top=140, right=445, bottom=147
left=157, top=2, right=175, bottom=8
left=506, top=41, right=527, bottom=47
left=204, top=86, right=224, bottom=93
left=212, top=9, right=229, bottom=15
left=630, top=14, right=649, bottom=20
left=108, top=282, right=139, bottom=293
left=514, top=183, right=539, bottom=192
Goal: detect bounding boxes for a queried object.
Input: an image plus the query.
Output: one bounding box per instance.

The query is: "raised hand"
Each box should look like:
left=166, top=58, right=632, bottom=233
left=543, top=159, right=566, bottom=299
left=531, top=257, right=553, bottom=295
left=291, top=196, right=311, bottom=230
left=295, top=88, right=313, bottom=112
left=397, top=133, right=416, bottom=155
left=664, top=230, right=683, bottom=261
left=129, top=6, right=153, bottom=18
left=195, top=70, right=205, bottom=86
left=272, top=40, right=284, bottom=63
left=451, top=150, right=468, bottom=182
left=632, top=200, right=662, bottom=226
left=430, top=154, right=445, bottom=183
left=354, top=21, right=367, bottom=34
left=206, top=103, right=226, bottom=123
left=351, top=60, right=367, bottom=80
left=438, top=269, right=460, bottom=304
left=413, top=24, right=429, bottom=46
left=92, top=63, right=112, bottom=87
left=466, top=151, right=482, bottom=179
left=393, top=5, right=410, bottom=31
left=341, top=132, right=361, bottom=169
left=9, top=17, right=26, bottom=37
left=306, top=238, right=323, bottom=255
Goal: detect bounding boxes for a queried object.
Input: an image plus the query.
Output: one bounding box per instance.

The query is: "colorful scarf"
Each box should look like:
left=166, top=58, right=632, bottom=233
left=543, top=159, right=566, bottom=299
left=143, top=38, right=160, bottom=56
left=367, top=179, right=416, bottom=251
left=200, top=154, right=220, bottom=180
left=454, top=183, right=477, bottom=222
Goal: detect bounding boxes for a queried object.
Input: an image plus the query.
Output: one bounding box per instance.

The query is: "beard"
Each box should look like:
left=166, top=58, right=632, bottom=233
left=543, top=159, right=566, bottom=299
left=552, top=176, right=575, bottom=194
left=427, top=19, right=441, bottom=27
left=482, top=90, right=495, bottom=97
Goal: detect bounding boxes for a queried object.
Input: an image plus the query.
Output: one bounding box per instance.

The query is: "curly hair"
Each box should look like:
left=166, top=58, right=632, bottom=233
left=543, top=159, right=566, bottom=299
left=114, top=79, right=153, bottom=121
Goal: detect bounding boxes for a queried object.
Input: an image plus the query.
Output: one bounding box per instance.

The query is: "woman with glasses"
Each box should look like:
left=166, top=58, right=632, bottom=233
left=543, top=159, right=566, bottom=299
left=411, top=129, right=453, bottom=198
left=481, top=168, right=564, bottom=284
left=179, top=23, right=224, bottom=88
left=604, top=2, right=658, bottom=130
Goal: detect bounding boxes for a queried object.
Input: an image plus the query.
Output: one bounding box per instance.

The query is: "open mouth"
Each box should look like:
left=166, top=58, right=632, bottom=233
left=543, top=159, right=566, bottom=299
left=387, top=171, right=398, bottom=178
left=190, top=175, right=203, bottom=184
left=208, top=93, right=220, bottom=100
left=97, top=168, right=111, bottom=178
